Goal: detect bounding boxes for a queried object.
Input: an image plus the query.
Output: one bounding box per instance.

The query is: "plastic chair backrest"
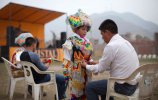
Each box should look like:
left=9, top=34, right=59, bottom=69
left=20, top=61, right=42, bottom=84
left=120, top=63, right=158, bottom=98
left=124, top=63, right=158, bottom=81
left=138, top=63, right=158, bottom=98
left=1, top=57, right=16, bottom=78
left=106, top=63, right=158, bottom=100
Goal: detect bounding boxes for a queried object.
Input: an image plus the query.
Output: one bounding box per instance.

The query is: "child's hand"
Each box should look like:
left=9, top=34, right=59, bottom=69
left=42, top=58, right=53, bottom=64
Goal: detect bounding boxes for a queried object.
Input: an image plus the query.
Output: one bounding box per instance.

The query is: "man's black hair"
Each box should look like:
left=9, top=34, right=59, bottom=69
left=25, top=37, right=36, bottom=47
left=99, top=19, right=118, bottom=34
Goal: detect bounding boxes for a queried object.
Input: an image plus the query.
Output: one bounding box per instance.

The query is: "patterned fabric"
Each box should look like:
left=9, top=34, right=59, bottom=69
left=63, top=35, right=93, bottom=100
left=11, top=47, right=25, bottom=77
left=15, top=32, right=33, bottom=46
left=67, top=10, right=92, bottom=32
left=11, top=47, right=25, bottom=68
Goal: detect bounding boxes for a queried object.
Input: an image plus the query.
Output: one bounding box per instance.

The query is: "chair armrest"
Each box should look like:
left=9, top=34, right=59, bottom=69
left=37, top=70, right=56, bottom=81
left=7, top=60, right=20, bottom=69
left=38, top=70, right=55, bottom=74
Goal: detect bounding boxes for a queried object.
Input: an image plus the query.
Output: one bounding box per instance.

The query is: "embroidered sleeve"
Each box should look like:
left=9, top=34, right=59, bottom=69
left=62, top=59, right=71, bottom=86
left=62, top=40, right=73, bottom=50
left=62, top=39, right=73, bottom=61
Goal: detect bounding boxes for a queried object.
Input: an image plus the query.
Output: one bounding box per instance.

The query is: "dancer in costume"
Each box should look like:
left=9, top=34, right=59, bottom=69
left=62, top=10, right=93, bottom=100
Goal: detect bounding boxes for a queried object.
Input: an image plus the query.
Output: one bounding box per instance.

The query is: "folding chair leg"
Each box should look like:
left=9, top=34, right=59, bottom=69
left=9, top=80, right=16, bottom=100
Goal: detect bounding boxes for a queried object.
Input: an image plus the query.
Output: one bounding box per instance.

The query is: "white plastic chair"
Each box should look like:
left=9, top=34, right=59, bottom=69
left=106, top=63, right=158, bottom=100
left=1, top=57, right=25, bottom=100
left=19, top=61, right=59, bottom=100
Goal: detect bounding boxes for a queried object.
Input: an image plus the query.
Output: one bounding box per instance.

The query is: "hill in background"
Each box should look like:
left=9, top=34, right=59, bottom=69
left=87, top=11, right=158, bottom=43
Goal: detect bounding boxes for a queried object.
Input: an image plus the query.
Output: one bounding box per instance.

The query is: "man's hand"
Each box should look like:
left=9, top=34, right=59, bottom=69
left=41, top=58, right=48, bottom=64
left=87, top=61, right=98, bottom=65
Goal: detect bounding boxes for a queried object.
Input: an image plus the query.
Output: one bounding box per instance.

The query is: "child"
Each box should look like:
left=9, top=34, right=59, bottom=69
left=62, top=10, right=93, bottom=100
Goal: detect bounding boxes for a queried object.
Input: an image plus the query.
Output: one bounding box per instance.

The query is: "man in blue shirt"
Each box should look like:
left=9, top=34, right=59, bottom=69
left=20, top=37, right=66, bottom=100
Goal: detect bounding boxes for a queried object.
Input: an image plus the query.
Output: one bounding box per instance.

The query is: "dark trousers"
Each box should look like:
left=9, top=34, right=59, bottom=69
left=85, top=79, right=138, bottom=100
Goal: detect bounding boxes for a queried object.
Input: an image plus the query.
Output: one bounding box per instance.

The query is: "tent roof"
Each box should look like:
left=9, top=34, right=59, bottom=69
left=0, top=3, right=65, bottom=24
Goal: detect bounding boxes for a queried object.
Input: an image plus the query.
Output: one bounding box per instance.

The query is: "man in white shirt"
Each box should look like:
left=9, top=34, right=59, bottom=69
left=81, top=19, right=140, bottom=100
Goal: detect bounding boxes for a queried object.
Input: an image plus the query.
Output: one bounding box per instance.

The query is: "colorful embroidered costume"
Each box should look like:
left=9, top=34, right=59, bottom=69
left=63, top=34, right=93, bottom=100
left=63, top=10, right=93, bottom=100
